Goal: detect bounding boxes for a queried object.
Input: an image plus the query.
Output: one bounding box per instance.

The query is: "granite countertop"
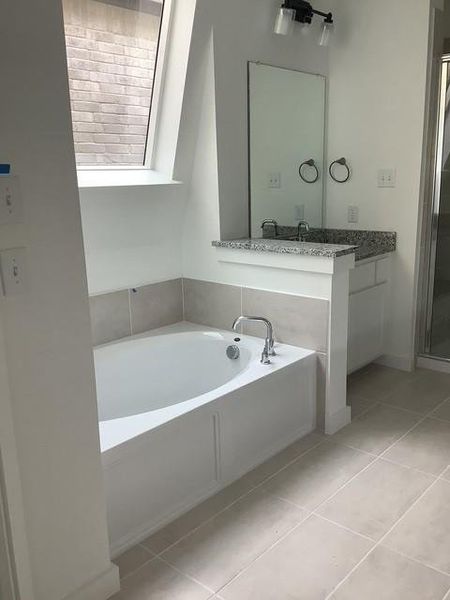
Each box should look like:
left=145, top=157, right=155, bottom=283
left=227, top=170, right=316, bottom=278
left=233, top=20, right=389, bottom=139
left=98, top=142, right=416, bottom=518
left=212, top=229, right=397, bottom=261
left=212, top=238, right=357, bottom=258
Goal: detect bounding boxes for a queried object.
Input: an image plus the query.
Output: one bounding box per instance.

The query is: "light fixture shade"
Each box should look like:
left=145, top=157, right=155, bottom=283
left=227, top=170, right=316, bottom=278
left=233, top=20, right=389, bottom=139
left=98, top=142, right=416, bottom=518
left=274, top=7, right=295, bottom=36
left=319, top=20, right=334, bottom=46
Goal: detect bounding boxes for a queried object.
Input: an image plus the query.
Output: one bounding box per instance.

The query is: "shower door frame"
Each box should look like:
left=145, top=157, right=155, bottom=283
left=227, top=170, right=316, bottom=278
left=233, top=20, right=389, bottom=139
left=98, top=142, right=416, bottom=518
left=423, top=55, right=450, bottom=359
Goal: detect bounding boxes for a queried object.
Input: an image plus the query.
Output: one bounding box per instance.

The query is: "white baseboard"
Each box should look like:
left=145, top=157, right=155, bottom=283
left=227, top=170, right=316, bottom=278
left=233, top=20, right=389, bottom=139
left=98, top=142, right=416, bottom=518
left=375, top=353, right=414, bottom=372
left=416, top=355, right=450, bottom=374
left=325, top=405, right=351, bottom=435
left=63, top=563, right=120, bottom=600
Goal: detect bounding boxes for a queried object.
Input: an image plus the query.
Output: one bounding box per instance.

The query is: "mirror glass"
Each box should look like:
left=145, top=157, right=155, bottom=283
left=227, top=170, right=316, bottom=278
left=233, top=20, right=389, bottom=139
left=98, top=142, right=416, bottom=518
left=248, top=62, right=326, bottom=238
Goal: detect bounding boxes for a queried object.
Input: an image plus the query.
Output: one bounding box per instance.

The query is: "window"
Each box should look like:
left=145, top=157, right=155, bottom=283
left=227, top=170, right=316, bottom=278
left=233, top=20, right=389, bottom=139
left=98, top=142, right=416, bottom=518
left=62, top=0, right=167, bottom=168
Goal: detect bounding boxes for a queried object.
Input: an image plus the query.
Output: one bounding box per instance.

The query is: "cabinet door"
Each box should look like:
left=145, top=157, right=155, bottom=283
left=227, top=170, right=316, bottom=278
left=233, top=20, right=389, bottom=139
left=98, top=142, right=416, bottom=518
left=348, top=283, right=386, bottom=373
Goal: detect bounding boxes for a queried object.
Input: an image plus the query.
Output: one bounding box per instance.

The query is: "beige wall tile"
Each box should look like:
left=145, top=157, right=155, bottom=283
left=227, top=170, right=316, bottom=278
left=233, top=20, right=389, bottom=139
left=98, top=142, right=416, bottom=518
left=130, top=279, right=183, bottom=335
left=89, top=290, right=131, bottom=346
left=241, top=287, right=329, bottom=352
left=183, top=279, right=241, bottom=331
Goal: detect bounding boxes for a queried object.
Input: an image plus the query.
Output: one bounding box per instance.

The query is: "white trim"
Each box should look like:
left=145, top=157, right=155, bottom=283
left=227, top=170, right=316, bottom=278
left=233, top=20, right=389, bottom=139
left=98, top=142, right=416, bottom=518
left=77, top=168, right=181, bottom=189
left=417, top=355, right=450, bottom=374
left=324, top=405, right=351, bottom=435
left=375, top=353, right=414, bottom=372
left=145, top=0, right=174, bottom=169
left=74, top=0, right=174, bottom=177
left=62, top=564, right=119, bottom=600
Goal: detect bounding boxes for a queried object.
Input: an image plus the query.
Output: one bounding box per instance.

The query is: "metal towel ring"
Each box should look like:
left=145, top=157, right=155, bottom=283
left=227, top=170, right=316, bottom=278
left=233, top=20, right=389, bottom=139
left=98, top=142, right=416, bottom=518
left=299, top=159, right=319, bottom=184
left=329, top=157, right=351, bottom=183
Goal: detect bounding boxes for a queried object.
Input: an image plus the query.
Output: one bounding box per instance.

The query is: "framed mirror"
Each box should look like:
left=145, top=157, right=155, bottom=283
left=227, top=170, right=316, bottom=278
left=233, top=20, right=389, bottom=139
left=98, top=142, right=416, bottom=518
left=248, top=62, right=326, bottom=238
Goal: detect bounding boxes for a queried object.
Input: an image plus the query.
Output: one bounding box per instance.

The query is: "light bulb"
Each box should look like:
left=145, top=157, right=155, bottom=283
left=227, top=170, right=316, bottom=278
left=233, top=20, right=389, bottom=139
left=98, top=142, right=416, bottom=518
left=300, top=23, right=311, bottom=36
left=319, top=19, right=334, bottom=46
left=274, top=7, right=295, bottom=36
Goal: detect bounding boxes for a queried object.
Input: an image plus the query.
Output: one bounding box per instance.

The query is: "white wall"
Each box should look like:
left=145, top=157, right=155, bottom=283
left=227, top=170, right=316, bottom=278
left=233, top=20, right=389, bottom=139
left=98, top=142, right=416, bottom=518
left=80, top=183, right=185, bottom=294
left=182, top=0, right=332, bottom=283
left=0, top=1, right=118, bottom=599
left=80, top=0, right=331, bottom=294
left=326, top=0, right=432, bottom=370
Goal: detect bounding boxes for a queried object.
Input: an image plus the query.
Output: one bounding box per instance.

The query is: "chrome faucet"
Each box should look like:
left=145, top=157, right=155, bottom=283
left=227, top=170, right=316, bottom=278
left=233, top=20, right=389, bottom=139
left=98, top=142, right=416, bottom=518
left=232, top=316, right=275, bottom=364
left=261, top=219, right=279, bottom=237
left=297, top=220, right=310, bottom=241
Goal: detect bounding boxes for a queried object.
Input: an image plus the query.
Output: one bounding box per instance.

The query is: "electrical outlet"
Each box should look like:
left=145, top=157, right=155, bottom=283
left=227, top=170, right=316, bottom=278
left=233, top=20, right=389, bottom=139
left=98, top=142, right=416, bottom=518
left=0, top=176, right=23, bottom=225
left=295, top=204, right=305, bottom=220
left=377, top=169, right=396, bottom=188
left=0, top=248, right=27, bottom=296
left=348, top=205, right=359, bottom=223
left=268, top=172, right=281, bottom=189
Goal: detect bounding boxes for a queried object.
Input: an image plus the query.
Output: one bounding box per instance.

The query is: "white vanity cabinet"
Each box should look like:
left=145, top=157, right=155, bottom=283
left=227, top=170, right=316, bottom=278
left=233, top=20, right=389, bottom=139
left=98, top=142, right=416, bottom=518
left=347, top=255, right=391, bottom=374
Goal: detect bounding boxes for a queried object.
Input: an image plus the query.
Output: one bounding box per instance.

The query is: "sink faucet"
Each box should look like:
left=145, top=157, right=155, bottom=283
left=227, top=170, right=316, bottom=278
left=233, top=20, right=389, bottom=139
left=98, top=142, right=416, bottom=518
left=261, top=219, right=279, bottom=237
left=297, top=220, right=310, bottom=241
left=232, top=316, right=275, bottom=364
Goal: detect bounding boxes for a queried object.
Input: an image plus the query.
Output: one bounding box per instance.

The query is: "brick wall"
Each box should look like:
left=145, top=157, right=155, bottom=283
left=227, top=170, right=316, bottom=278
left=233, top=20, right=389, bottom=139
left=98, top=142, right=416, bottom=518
left=63, top=0, right=161, bottom=166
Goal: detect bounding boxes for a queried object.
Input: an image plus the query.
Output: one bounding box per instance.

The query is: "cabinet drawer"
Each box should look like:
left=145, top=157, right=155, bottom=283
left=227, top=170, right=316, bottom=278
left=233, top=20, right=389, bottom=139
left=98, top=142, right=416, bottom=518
left=348, top=283, right=386, bottom=373
left=349, top=261, right=376, bottom=293
left=376, top=258, right=390, bottom=284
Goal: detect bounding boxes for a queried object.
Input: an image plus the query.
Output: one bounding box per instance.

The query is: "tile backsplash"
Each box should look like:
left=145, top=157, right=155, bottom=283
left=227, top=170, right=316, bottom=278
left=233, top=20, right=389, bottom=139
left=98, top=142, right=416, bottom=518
left=89, top=277, right=329, bottom=355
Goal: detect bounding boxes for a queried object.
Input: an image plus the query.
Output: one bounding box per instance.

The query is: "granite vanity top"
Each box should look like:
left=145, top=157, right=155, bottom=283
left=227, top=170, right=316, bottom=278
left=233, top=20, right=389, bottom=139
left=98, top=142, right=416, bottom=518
left=212, top=238, right=357, bottom=258
left=212, top=228, right=396, bottom=261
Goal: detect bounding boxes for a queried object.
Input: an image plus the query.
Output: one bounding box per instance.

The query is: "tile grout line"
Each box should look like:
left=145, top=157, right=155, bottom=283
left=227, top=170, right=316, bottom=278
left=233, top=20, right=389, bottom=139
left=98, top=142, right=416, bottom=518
left=323, top=474, right=448, bottom=599
left=215, top=395, right=447, bottom=597
left=121, top=373, right=450, bottom=595
left=157, top=555, right=217, bottom=595
left=154, top=393, right=440, bottom=590
left=151, top=436, right=327, bottom=559
left=181, top=277, right=185, bottom=321
left=118, top=551, right=155, bottom=584
left=216, top=511, right=314, bottom=597
left=127, top=288, right=133, bottom=336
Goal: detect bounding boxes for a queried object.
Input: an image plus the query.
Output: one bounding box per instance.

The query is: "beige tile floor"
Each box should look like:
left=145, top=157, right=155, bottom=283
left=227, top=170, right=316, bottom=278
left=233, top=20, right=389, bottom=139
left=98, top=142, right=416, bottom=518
left=111, top=365, right=450, bottom=600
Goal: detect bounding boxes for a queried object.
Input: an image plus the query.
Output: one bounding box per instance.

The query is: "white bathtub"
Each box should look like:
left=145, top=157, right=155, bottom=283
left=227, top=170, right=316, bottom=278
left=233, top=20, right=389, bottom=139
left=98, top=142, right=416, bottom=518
left=95, top=322, right=316, bottom=555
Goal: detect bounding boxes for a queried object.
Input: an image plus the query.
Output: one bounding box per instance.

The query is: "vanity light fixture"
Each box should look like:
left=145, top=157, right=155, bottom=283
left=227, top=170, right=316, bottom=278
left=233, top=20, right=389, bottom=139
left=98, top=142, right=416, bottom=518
left=274, top=0, right=334, bottom=46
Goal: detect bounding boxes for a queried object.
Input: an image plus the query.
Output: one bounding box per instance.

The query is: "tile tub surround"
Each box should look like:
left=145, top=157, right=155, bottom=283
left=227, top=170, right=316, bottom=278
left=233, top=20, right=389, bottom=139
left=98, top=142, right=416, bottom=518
left=241, top=287, right=329, bottom=352
left=182, top=278, right=241, bottom=331
left=89, top=279, right=183, bottom=346
left=111, top=366, right=450, bottom=600
left=256, top=226, right=397, bottom=261
left=90, top=278, right=329, bottom=355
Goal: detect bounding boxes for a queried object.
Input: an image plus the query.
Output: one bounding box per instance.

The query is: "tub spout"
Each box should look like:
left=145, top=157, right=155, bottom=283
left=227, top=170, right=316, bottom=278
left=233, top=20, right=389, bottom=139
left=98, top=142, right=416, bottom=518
left=232, top=316, right=275, bottom=364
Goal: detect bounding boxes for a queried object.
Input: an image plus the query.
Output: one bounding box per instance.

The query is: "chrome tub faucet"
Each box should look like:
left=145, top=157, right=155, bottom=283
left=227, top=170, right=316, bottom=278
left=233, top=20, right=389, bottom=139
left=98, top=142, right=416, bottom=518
left=232, top=316, right=275, bottom=364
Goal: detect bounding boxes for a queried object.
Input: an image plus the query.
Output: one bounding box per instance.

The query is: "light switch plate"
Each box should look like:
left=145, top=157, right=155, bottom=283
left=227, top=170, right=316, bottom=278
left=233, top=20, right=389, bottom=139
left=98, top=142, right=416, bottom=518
left=377, top=169, right=396, bottom=188
left=268, top=172, right=281, bottom=189
left=0, top=248, right=27, bottom=296
left=0, top=176, right=23, bottom=225
left=348, top=205, right=359, bottom=223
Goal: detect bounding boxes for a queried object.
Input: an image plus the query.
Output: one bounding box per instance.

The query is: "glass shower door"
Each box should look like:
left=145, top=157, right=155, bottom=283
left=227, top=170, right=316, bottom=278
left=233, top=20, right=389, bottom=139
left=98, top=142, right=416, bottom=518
left=427, top=57, right=450, bottom=358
